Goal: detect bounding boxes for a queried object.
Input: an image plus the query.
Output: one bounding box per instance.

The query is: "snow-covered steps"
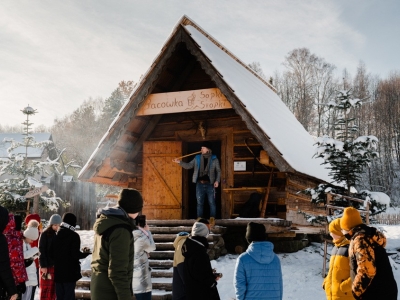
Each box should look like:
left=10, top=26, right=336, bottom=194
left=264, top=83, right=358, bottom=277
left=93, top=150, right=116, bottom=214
left=154, top=242, right=174, bottom=250
left=149, top=259, right=173, bottom=269
left=152, top=276, right=173, bottom=291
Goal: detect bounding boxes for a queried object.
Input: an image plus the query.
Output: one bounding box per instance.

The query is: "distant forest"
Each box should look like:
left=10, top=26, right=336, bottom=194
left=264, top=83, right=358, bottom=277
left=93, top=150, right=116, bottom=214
left=1, top=48, right=399, bottom=205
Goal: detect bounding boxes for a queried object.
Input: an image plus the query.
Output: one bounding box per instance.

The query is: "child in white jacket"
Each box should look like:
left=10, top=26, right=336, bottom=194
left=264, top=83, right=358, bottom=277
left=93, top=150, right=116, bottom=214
left=22, top=220, right=39, bottom=300
left=132, top=216, right=156, bottom=300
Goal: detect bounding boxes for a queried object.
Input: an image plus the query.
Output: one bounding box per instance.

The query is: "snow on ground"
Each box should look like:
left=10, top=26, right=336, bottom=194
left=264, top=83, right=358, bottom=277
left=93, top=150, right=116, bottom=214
left=35, top=225, right=400, bottom=300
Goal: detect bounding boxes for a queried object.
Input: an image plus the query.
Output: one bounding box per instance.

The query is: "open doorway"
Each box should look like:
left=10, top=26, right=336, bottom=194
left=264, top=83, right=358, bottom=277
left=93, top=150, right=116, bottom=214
left=184, top=140, right=222, bottom=219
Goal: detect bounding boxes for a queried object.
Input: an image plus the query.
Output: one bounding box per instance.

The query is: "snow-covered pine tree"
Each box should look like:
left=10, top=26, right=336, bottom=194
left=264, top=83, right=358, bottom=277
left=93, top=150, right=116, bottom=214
left=0, top=106, right=70, bottom=213
left=301, top=90, right=386, bottom=224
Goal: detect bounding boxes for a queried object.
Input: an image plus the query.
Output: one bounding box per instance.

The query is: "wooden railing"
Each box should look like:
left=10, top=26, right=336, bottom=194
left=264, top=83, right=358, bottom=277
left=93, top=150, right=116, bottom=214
left=323, top=192, right=370, bottom=277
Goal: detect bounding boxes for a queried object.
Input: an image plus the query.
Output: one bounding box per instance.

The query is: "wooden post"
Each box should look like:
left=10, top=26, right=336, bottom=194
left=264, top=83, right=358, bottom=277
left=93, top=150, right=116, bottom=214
left=228, top=191, right=234, bottom=218
left=322, top=239, right=328, bottom=278
left=26, top=199, right=31, bottom=215
left=366, top=201, right=370, bottom=225
left=33, top=195, right=39, bottom=214
left=325, top=193, right=333, bottom=233
left=259, top=169, right=273, bottom=218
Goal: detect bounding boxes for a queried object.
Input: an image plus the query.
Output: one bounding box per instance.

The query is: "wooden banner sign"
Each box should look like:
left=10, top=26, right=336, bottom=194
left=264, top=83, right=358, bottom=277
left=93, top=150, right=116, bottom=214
left=137, top=88, right=232, bottom=116
left=25, top=185, right=48, bottom=198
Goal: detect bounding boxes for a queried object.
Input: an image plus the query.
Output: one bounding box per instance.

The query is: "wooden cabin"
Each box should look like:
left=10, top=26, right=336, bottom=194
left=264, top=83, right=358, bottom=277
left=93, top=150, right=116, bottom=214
left=78, top=15, right=331, bottom=226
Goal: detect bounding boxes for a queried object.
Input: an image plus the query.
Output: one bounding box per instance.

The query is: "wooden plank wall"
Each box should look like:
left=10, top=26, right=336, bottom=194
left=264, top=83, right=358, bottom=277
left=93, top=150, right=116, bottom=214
left=40, top=174, right=97, bottom=230
left=145, top=109, right=287, bottom=218
left=285, top=173, right=325, bottom=225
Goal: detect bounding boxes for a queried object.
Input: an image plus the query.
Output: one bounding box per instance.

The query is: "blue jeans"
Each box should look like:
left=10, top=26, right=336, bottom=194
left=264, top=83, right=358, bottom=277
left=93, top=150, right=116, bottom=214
left=135, top=291, right=152, bottom=300
left=196, top=182, right=216, bottom=218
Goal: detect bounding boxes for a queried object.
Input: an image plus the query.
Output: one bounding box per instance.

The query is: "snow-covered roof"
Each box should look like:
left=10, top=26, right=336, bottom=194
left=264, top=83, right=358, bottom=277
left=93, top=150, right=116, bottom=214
left=183, top=22, right=331, bottom=182
left=0, top=133, right=52, bottom=158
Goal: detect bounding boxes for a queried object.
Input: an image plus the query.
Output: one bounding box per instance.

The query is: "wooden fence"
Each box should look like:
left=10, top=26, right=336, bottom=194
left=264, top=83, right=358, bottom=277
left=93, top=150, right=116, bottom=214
left=39, top=175, right=97, bottom=230
left=374, top=213, right=400, bottom=225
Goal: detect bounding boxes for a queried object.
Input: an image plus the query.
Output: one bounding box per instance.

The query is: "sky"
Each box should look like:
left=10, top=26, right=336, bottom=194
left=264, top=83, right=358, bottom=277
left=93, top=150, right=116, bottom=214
left=52, top=223, right=400, bottom=300
left=1, top=0, right=399, bottom=128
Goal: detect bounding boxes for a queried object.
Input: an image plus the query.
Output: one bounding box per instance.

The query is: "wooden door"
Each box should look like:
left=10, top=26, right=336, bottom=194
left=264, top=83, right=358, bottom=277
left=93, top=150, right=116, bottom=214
left=142, top=141, right=182, bottom=219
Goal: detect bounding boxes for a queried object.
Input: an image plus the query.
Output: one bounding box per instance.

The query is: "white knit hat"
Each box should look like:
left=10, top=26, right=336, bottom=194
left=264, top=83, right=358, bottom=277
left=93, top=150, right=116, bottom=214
left=24, top=226, right=39, bottom=240
left=191, top=222, right=209, bottom=237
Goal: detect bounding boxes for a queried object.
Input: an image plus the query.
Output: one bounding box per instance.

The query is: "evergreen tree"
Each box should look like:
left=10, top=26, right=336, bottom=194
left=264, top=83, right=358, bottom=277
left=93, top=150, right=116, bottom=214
left=302, top=90, right=386, bottom=223
left=100, top=80, right=135, bottom=124
left=0, top=106, right=68, bottom=213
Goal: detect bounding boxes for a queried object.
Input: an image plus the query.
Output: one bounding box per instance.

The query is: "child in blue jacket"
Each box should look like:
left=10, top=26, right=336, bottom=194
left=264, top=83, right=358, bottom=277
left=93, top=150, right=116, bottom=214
left=234, top=222, right=283, bottom=300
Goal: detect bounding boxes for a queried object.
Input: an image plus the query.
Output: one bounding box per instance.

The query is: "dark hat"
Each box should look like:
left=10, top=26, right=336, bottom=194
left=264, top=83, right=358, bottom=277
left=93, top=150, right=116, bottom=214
left=118, top=188, right=143, bottom=214
left=246, top=222, right=266, bottom=243
left=62, top=213, right=77, bottom=227
left=201, top=141, right=212, bottom=150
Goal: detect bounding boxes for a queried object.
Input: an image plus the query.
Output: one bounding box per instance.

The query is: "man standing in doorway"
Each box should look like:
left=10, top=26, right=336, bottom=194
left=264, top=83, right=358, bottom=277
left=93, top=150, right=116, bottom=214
left=173, top=141, right=221, bottom=226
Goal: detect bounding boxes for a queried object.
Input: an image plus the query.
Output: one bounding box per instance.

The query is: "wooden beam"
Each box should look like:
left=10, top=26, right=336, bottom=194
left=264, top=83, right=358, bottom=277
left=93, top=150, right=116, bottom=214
left=85, top=176, right=140, bottom=187
left=110, top=159, right=137, bottom=175
left=267, top=231, right=296, bottom=238
left=260, top=170, right=273, bottom=218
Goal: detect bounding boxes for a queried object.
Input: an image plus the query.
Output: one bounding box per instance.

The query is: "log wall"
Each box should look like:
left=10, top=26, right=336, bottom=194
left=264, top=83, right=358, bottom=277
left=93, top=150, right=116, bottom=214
left=285, top=173, right=325, bottom=225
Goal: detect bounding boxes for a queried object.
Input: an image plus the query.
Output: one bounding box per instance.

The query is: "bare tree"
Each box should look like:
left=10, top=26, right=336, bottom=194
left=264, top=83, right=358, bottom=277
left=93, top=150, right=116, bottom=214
left=275, top=48, right=337, bottom=135
left=248, top=61, right=266, bottom=80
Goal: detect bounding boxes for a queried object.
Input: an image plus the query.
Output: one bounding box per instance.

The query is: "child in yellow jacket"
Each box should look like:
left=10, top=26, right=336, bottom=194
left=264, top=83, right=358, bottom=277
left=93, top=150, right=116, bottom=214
left=323, top=218, right=354, bottom=300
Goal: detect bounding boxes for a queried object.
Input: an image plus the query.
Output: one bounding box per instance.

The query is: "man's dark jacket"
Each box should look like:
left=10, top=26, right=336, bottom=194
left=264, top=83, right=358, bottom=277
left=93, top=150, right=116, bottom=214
left=90, top=207, right=135, bottom=300
left=53, top=223, right=88, bottom=283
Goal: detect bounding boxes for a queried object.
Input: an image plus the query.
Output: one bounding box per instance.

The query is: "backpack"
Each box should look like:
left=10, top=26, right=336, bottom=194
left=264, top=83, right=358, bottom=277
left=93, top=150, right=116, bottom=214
left=239, top=193, right=262, bottom=218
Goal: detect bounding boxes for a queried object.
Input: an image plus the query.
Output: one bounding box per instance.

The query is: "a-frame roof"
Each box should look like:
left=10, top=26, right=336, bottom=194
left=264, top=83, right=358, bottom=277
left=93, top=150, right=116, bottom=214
left=78, top=15, right=331, bottom=184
